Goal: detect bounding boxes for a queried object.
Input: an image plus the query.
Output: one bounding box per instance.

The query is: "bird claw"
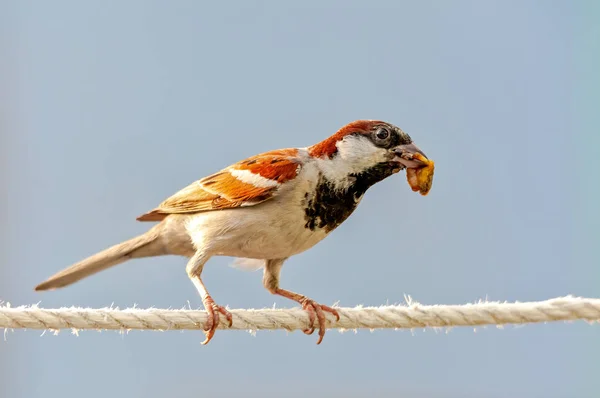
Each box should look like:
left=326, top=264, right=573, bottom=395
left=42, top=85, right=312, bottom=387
left=201, top=297, right=233, bottom=345
left=300, top=298, right=340, bottom=344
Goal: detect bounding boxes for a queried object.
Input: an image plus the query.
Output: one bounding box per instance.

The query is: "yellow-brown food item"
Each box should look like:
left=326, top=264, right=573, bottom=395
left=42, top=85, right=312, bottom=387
left=406, top=153, right=434, bottom=196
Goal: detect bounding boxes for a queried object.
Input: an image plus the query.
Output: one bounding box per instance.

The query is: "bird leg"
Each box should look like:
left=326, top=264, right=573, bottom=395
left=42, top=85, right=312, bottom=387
left=187, top=252, right=232, bottom=345
left=263, top=259, right=340, bottom=344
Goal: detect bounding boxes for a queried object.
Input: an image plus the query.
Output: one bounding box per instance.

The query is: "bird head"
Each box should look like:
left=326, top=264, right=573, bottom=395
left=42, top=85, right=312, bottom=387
left=308, top=120, right=429, bottom=186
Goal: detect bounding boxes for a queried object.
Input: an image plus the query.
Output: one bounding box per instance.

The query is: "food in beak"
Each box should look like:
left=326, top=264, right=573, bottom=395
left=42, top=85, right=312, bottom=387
left=406, top=153, right=434, bottom=196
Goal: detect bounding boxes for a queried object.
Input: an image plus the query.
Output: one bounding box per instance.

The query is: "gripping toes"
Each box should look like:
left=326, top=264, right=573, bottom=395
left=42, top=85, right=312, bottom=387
left=201, top=297, right=233, bottom=345
left=300, top=298, right=341, bottom=344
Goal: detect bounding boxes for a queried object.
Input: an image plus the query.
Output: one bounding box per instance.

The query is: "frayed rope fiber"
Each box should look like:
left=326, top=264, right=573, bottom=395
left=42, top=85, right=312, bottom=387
left=1, top=296, right=599, bottom=334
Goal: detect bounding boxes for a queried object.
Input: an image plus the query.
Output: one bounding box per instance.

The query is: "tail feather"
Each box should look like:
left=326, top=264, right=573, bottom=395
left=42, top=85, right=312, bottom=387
left=35, top=226, right=163, bottom=291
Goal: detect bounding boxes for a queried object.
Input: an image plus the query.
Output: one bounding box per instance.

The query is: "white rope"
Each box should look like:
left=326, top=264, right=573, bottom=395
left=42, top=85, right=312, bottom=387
left=0, top=296, right=598, bottom=335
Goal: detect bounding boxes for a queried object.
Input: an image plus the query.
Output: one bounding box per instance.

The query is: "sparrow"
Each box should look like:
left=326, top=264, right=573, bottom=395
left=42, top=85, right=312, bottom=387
left=34, top=120, right=430, bottom=344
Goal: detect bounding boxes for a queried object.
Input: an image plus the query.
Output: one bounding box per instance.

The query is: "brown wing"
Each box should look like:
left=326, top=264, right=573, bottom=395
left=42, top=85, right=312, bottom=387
left=136, top=148, right=302, bottom=221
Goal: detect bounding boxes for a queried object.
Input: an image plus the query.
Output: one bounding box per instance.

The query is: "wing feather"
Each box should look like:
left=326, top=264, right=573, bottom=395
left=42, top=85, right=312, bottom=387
left=136, top=148, right=301, bottom=221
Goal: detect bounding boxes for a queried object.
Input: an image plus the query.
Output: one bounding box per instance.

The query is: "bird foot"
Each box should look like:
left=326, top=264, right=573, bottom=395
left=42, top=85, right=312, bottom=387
left=201, top=296, right=233, bottom=345
left=299, top=297, right=340, bottom=344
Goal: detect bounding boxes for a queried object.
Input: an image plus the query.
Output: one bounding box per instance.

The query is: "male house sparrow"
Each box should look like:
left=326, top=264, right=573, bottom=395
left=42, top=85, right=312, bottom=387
left=35, top=120, right=430, bottom=344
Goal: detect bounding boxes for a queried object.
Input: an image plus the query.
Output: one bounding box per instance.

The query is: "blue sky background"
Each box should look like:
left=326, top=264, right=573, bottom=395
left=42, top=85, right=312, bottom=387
left=1, top=1, right=598, bottom=397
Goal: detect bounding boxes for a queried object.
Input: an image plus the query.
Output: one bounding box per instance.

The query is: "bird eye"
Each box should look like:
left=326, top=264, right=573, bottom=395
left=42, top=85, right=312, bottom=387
left=376, top=129, right=390, bottom=140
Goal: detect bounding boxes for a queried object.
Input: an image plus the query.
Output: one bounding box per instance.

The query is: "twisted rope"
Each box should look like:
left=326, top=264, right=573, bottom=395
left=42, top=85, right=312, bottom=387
left=1, top=296, right=598, bottom=335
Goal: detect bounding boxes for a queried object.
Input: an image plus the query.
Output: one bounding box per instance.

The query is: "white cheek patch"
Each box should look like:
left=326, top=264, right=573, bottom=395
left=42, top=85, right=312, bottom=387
left=336, top=135, right=388, bottom=164
left=228, top=168, right=280, bottom=188
left=316, top=135, right=389, bottom=187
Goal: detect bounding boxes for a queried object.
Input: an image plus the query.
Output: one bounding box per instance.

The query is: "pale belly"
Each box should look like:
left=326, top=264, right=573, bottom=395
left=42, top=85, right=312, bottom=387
left=183, top=198, right=330, bottom=260
left=179, top=159, right=380, bottom=260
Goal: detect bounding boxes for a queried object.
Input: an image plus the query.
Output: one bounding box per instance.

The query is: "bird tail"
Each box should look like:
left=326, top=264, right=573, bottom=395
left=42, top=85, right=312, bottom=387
left=35, top=224, right=165, bottom=291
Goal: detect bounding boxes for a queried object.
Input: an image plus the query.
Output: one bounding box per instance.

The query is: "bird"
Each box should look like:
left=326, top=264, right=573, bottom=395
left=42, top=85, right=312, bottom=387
left=34, top=119, right=430, bottom=345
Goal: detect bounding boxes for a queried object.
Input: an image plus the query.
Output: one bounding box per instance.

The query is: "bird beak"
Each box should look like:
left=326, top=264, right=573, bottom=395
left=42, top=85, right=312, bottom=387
left=392, top=143, right=428, bottom=169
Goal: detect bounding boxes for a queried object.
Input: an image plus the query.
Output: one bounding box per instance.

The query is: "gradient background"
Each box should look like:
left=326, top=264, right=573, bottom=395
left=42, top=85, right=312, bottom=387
left=1, top=1, right=598, bottom=397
